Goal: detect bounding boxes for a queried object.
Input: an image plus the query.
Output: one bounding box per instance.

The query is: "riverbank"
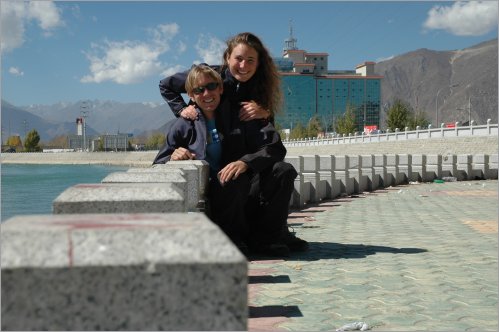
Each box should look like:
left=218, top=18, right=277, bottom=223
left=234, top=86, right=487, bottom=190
left=0, top=151, right=157, bottom=167
left=1, top=136, right=497, bottom=166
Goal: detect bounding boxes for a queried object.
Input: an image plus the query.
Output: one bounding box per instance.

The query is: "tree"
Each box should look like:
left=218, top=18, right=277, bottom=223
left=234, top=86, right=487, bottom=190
left=145, top=133, right=166, bottom=150
left=289, top=122, right=307, bottom=139
left=335, top=105, right=357, bottom=135
left=24, top=129, right=42, bottom=152
left=6, top=135, right=22, bottom=148
left=306, top=116, right=322, bottom=138
left=408, top=111, right=430, bottom=130
left=44, top=135, right=69, bottom=149
left=386, top=99, right=411, bottom=131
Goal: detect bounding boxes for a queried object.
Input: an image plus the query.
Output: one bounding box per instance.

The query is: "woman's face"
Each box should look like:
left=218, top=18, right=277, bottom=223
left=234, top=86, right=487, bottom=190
left=227, top=43, right=259, bottom=82
left=189, top=73, right=223, bottom=115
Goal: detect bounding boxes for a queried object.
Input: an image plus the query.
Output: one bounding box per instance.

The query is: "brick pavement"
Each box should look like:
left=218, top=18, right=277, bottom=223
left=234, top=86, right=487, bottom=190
left=248, top=180, right=498, bottom=331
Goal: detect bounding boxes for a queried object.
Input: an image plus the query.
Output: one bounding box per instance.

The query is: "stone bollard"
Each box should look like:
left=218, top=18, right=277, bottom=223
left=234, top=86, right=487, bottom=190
left=318, top=155, right=340, bottom=199
left=441, top=154, right=458, bottom=179
left=373, top=154, right=387, bottom=188
left=397, top=154, right=412, bottom=184
left=384, top=154, right=398, bottom=187
left=285, top=156, right=306, bottom=208
left=471, top=154, right=489, bottom=180
left=1, top=213, right=247, bottom=331
left=456, top=154, right=472, bottom=181
left=53, top=183, right=185, bottom=214
left=302, top=155, right=321, bottom=202
left=361, top=154, right=378, bottom=191
left=410, top=154, right=426, bottom=182
left=348, top=155, right=368, bottom=193
left=425, top=154, right=442, bottom=181
left=151, top=160, right=209, bottom=202
left=102, top=169, right=199, bottom=211
left=333, top=155, right=354, bottom=196
left=487, top=154, right=498, bottom=179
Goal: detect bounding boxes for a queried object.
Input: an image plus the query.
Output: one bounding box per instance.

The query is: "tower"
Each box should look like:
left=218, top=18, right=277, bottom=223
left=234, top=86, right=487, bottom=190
left=284, top=19, right=298, bottom=53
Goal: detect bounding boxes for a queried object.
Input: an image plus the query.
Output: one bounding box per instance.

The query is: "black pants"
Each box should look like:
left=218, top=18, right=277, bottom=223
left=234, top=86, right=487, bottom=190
left=207, top=161, right=297, bottom=244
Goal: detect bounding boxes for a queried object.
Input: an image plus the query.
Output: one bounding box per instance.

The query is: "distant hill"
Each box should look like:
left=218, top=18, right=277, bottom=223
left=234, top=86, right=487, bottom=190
left=375, top=38, right=498, bottom=126
left=1, top=100, right=98, bottom=142
left=18, top=100, right=175, bottom=139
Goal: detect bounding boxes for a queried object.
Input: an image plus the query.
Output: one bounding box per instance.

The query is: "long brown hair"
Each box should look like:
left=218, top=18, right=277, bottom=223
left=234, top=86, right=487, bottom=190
left=222, top=32, right=282, bottom=116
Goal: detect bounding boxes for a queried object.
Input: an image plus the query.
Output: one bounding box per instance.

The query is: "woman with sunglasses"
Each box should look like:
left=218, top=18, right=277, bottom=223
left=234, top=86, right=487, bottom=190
left=159, top=32, right=281, bottom=124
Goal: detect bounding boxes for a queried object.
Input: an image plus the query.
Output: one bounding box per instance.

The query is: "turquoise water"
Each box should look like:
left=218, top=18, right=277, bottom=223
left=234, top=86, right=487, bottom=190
left=1, top=164, right=128, bottom=222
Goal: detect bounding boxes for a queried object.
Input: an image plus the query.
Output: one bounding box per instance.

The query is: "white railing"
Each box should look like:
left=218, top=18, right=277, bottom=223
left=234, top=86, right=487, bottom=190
left=284, top=120, right=498, bottom=147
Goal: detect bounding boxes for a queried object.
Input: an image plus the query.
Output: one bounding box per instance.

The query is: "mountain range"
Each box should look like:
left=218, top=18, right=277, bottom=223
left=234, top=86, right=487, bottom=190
left=375, top=38, right=497, bottom=126
left=2, top=38, right=497, bottom=142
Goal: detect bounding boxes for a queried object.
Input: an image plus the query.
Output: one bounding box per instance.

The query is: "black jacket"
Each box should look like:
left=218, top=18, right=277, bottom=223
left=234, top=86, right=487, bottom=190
left=153, top=98, right=285, bottom=173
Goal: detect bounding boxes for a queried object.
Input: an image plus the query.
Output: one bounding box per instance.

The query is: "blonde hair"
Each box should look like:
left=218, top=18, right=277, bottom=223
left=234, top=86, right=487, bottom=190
left=185, top=64, right=223, bottom=95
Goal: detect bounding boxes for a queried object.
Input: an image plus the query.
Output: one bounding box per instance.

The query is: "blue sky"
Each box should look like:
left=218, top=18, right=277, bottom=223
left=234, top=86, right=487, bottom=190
left=1, top=1, right=497, bottom=106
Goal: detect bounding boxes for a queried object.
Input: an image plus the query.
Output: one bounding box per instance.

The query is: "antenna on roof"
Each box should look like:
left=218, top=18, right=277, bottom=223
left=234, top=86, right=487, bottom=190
left=284, top=19, right=298, bottom=52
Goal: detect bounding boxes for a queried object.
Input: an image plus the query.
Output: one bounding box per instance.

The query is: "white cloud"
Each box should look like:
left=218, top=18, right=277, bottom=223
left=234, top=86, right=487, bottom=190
left=1, top=0, right=63, bottom=53
left=195, top=34, right=226, bottom=65
left=376, top=55, right=395, bottom=63
left=423, top=1, right=498, bottom=36
left=9, top=67, right=24, bottom=76
left=161, top=64, right=186, bottom=78
left=81, top=23, right=181, bottom=84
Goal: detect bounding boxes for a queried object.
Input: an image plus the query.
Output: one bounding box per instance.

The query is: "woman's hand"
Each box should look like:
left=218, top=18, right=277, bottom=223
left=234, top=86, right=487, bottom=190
left=171, top=147, right=195, bottom=161
left=217, top=160, right=248, bottom=185
left=239, top=101, right=270, bottom=121
left=179, top=105, right=198, bottom=120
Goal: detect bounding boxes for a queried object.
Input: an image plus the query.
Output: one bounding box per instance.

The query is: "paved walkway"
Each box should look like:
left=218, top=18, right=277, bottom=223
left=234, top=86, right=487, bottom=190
left=248, top=180, right=498, bottom=331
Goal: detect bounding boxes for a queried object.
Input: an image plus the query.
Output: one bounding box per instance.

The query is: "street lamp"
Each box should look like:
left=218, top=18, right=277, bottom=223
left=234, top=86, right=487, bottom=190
left=80, top=101, right=89, bottom=152
left=435, top=84, right=459, bottom=126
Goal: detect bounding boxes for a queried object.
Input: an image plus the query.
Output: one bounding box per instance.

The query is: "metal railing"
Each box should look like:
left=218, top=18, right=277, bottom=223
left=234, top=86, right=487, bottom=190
left=283, top=119, right=498, bottom=147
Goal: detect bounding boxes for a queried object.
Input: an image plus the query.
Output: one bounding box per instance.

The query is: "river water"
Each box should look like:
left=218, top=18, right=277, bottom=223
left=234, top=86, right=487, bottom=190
left=1, top=164, right=128, bottom=222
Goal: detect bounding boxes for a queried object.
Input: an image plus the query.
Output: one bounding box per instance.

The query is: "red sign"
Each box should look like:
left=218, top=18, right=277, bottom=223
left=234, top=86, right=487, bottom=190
left=364, top=125, right=378, bottom=134
left=445, top=123, right=456, bottom=128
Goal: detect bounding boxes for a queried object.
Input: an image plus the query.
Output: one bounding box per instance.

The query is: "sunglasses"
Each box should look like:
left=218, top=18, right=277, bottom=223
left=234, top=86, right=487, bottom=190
left=192, top=82, right=219, bottom=95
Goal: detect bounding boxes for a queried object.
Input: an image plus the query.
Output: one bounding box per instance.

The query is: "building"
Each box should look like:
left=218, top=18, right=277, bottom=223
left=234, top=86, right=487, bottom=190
left=68, top=117, right=132, bottom=151
left=274, top=24, right=383, bottom=133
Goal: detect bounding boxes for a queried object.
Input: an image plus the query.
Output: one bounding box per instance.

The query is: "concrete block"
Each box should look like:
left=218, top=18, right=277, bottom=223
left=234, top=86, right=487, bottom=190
left=361, top=154, right=379, bottom=191
left=151, top=160, right=209, bottom=200
left=318, top=155, right=340, bottom=199
left=410, top=154, right=426, bottom=182
left=348, top=155, right=368, bottom=193
left=333, top=155, right=354, bottom=195
left=285, top=156, right=306, bottom=208
left=487, top=154, right=498, bottom=179
left=302, top=155, right=321, bottom=202
left=441, top=154, right=458, bottom=178
left=103, top=170, right=199, bottom=211
left=373, top=154, right=387, bottom=188
left=397, top=154, right=412, bottom=184
left=425, top=154, right=442, bottom=181
left=456, top=154, right=472, bottom=181
left=471, top=154, right=489, bottom=180
left=385, top=154, right=399, bottom=186
left=1, top=213, right=247, bottom=331
left=53, top=183, right=185, bottom=214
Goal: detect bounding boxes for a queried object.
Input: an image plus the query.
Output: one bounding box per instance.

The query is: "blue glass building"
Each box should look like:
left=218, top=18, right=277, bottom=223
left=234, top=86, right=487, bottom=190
left=274, top=27, right=383, bottom=133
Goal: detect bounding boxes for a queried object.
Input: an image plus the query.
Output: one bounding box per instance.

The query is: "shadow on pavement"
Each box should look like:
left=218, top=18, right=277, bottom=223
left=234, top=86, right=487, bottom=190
left=249, top=275, right=291, bottom=284
left=249, top=305, right=303, bottom=318
left=289, top=242, right=428, bottom=261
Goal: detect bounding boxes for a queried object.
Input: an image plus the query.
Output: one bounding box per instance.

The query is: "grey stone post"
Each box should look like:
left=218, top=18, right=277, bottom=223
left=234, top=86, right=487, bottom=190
left=1, top=213, right=247, bottom=331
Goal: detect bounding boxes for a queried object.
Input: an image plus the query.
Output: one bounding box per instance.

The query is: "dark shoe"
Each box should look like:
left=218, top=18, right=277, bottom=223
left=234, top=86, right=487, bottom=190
left=279, top=228, right=309, bottom=252
left=249, top=242, right=290, bottom=257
